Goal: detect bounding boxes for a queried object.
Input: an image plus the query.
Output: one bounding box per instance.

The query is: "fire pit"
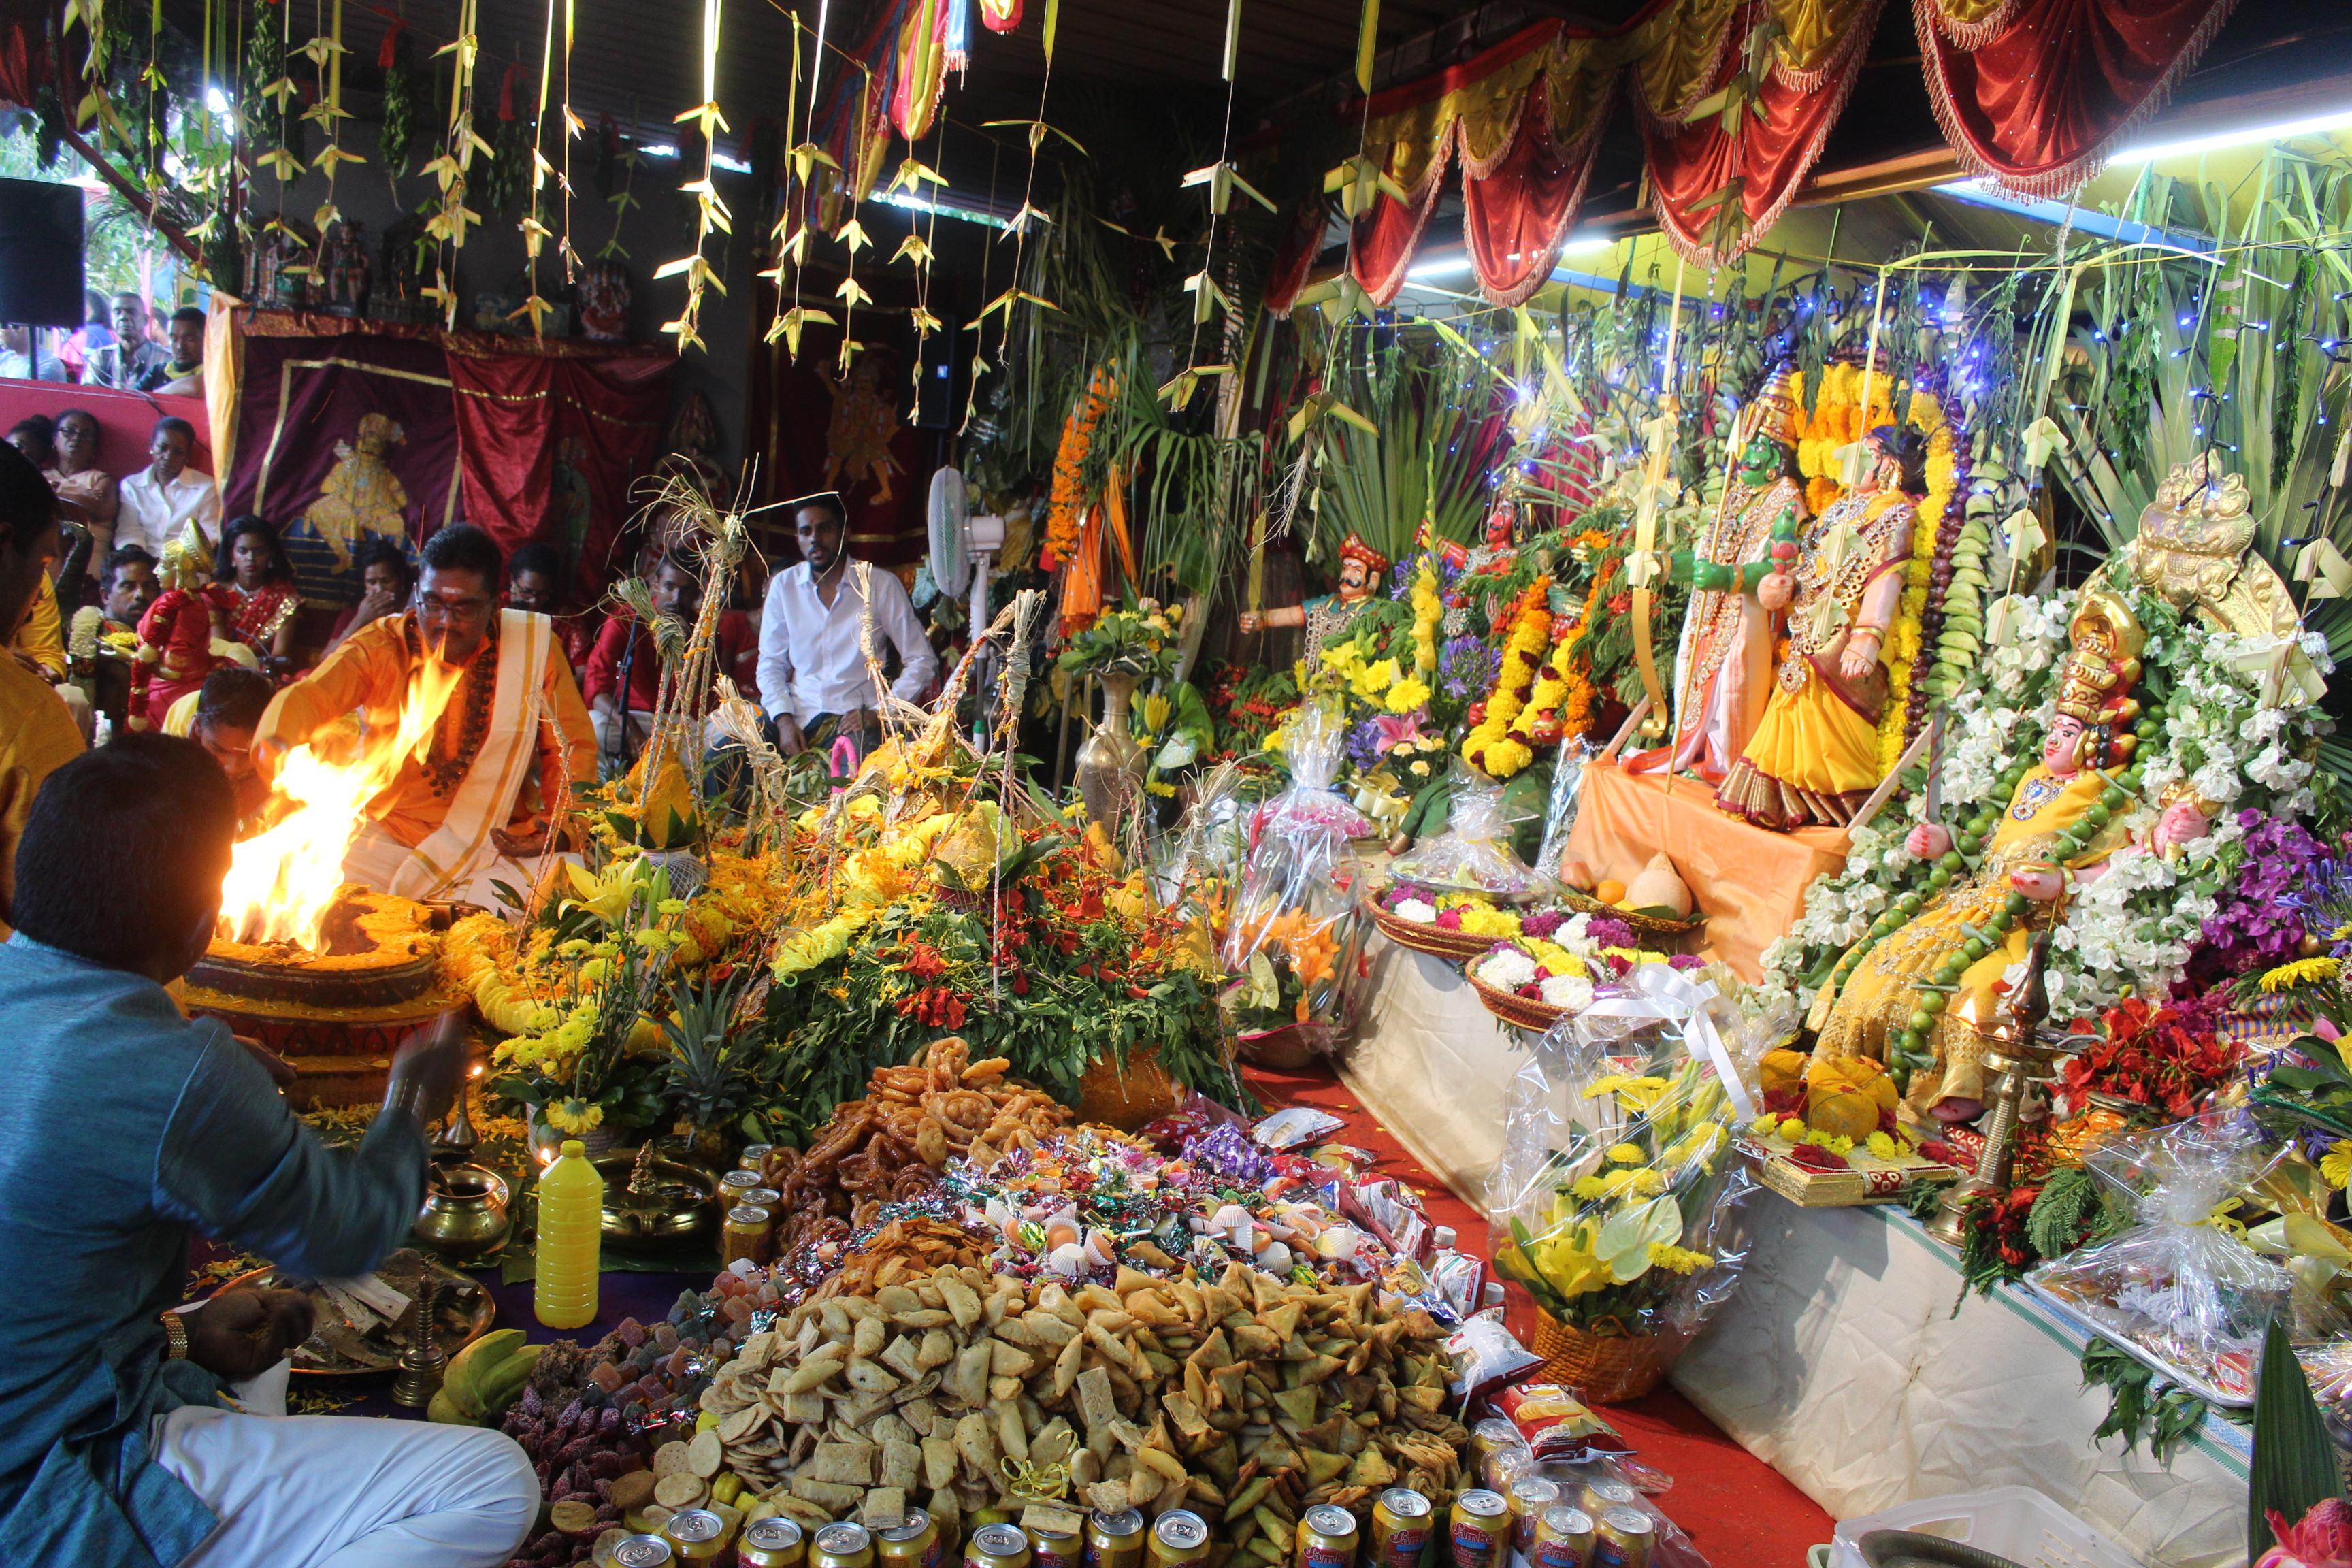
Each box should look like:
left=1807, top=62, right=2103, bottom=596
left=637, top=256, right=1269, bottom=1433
left=183, top=887, right=471, bottom=1108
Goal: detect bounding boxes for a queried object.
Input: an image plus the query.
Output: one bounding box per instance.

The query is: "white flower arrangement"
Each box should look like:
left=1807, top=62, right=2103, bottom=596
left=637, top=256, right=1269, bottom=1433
left=1539, top=973, right=1595, bottom=1011
left=1750, top=576, right=2335, bottom=1024
left=1394, top=898, right=1438, bottom=924
left=1479, top=951, right=1539, bottom=991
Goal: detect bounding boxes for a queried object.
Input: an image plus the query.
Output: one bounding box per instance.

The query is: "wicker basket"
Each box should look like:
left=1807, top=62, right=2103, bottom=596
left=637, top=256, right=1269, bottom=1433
left=1531, top=1311, right=1669, bottom=1404
left=1371, top=906, right=1496, bottom=964
left=1468, top=970, right=1573, bottom=1032
left=1557, top=886, right=1706, bottom=938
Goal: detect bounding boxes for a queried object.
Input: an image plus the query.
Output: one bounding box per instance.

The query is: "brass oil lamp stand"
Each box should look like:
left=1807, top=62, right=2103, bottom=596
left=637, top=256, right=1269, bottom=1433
left=1925, top=932, right=2057, bottom=1247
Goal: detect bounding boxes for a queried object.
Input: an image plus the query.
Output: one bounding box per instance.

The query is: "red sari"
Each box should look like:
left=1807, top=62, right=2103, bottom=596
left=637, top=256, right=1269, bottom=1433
left=223, top=581, right=300, bottom=656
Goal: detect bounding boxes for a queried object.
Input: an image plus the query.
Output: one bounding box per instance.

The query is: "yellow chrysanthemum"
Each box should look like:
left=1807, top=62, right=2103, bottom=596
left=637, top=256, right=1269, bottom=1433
left=1865, top=1131, right=1899, bottom=1161
left=1385, top=676, right=1432, bottom=715
left=2324, top=1141, right=2352, bottom=1190
left=546, top=1097, right=604, bottom=1134
left=2262, top=956, right=2342, bottom=992
left=1570, top=1175, right=1608, bottom=1200
left=1606, top=1143, right=1644, bottom=1164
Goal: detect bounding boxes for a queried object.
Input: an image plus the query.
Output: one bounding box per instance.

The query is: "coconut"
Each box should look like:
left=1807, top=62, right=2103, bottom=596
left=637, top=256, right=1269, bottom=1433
left=1625, top=853, right=1693, bottom=919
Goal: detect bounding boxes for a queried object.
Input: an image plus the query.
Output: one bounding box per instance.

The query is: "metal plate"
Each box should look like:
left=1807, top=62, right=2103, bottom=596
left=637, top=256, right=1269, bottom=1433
left=222, top=1246, right=497, bottom=1377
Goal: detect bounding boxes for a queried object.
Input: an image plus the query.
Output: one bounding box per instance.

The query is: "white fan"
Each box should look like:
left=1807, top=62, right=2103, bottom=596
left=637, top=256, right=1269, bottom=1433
left=926, top=465, right=1007, bottom=633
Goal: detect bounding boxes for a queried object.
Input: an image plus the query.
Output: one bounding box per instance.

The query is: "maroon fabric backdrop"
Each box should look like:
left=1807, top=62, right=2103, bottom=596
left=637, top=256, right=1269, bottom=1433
left=1462, top=84, right=1615, bottom=306
left=445, top=348, right=673, bottom=600
left=225, top=331, right=461, bottom=610
left=1918, top=0, right=2243, bottom=195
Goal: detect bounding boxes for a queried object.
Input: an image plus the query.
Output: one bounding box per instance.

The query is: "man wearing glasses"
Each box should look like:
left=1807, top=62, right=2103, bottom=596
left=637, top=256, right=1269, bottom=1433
left=252, top=523, right=595, bottom=900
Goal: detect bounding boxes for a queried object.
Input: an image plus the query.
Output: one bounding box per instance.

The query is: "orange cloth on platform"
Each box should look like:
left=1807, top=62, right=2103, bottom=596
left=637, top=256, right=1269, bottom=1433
left=256, top=613, right=595, bottom=850
left=1562, top=760, right=1847, bottom=980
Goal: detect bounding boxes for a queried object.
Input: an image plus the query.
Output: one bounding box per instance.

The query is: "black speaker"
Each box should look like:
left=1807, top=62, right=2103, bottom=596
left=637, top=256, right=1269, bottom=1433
left=913, top=314, right=960, bottom=430
left=0, top=178, right=85, bottom=328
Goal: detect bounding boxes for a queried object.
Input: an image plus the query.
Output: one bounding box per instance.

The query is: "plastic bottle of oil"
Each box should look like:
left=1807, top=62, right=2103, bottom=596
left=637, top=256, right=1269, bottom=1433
left=534, top=1139, right=603, bottom=1329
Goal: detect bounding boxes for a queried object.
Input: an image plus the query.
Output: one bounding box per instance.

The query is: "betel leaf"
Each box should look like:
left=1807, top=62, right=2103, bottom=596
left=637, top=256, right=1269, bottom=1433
left=489, top=879, right=526, bottom=913
left=2250, top=1317, right=2345, bottom=1563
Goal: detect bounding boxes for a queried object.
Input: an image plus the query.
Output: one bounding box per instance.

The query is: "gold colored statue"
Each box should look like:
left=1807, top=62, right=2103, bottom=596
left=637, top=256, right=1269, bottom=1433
left=2120, top=454, right=2298, bottom=638
left=1806, top=590, right=2210, bottom=1122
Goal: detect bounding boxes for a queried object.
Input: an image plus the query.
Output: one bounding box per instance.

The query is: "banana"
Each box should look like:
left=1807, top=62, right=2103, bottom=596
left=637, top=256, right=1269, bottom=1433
left=442, top=1328, right=528, bottom=1421
left=428, top=1388, right=474, bottom=1424
left=474, top=1343, right=546, bottom=1421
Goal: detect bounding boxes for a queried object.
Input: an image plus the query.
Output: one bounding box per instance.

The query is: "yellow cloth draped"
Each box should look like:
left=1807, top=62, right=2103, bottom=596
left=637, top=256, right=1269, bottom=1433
left=1812, top=766, right=2122, bottom=1113
left=1725, top=667, right=1881, bottom=818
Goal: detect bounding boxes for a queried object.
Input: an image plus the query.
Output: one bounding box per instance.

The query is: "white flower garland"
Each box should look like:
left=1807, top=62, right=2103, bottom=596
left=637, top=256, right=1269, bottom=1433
left=1751, top=582, right=2334, bottom=1024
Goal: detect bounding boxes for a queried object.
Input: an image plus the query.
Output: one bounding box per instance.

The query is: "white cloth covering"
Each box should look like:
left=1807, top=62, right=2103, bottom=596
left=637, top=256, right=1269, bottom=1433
left=116, top=467, right=223, bottom=557
left=154, top=1403, right=539, bottom=1568
left=755, top=559, right=938, bottom=725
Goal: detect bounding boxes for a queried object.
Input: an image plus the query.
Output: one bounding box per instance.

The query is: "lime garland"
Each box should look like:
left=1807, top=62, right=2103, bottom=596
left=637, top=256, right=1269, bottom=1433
left=1822, top=704, right=2165, bottom=1088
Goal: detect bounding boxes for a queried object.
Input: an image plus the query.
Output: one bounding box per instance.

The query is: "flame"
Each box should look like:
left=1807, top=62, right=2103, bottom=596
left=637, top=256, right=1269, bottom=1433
left=218, top=655, right=470, bottom=949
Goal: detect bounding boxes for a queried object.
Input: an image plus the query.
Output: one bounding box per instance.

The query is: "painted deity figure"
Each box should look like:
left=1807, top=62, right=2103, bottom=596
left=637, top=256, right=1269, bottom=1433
left=1631, top=367, right=1808, bottom=783
left=1806, top=591, right=2209, bottom=1123
left=302, top=413, right=412, bottom=572
left=129, top=536, right=233, bottom=730
left=822, top=357, right=905, bottom=506
left=1718, top=421, right=1925, bottom=831
left=1239, top=533, right=1391, bottom=676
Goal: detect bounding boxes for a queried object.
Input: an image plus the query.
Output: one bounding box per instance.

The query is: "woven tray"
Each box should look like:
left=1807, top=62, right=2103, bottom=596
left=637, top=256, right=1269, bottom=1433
left=1469, top=970, right=1573, bottom=1032
left=1557, top=886, right=1706, bottom=936
left=1371, top=906, right=1496, bottom=964
left=1531, top=1310, right=1668, bottom=1405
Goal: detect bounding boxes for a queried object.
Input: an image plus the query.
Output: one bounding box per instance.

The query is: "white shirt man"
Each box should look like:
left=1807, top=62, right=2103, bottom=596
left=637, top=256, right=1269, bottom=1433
left=755, top=498, right=939, bottom=754
left=115, top=416, right=222, bottom=558
left=0, top=325, right=64, bottom=383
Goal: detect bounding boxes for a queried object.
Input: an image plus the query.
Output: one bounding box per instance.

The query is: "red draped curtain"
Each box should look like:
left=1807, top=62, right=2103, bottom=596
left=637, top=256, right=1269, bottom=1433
left=1918, top=0, right=2243, bottom=195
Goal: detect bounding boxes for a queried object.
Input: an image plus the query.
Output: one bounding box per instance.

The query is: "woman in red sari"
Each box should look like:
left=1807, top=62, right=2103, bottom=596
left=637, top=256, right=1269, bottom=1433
left=213, top=514, right=302, bottom=674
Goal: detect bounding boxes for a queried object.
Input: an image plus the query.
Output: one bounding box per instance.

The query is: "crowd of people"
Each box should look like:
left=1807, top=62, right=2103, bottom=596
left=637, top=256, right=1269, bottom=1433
left=1, top=291, right=208, bottom=393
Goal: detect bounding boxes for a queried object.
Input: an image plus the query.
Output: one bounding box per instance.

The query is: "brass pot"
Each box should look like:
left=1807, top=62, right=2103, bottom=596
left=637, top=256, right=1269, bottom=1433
left=412, top=1162, right=512, bottom=1260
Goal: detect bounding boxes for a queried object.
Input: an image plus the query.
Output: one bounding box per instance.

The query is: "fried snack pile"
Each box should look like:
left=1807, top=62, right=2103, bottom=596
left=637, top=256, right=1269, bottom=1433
left=760, top=1038, right=1073, bottom=1254
left=696, top=1260, right=1467, bottom=1562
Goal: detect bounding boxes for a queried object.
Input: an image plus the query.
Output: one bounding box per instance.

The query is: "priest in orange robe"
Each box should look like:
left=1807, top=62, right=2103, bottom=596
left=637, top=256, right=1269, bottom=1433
left=255, top=524, right=595, bottom=900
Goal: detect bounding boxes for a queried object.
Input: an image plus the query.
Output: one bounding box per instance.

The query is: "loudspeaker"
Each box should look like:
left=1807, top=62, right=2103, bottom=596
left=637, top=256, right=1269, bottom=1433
left=0, top=178, right=85, bottom=328
left=913, top=314, right=960, bottom=430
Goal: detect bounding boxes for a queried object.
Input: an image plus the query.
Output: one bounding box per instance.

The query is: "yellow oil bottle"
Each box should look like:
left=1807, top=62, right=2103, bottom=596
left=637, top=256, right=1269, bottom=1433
left=534, top=1139, right=603, bottom=1329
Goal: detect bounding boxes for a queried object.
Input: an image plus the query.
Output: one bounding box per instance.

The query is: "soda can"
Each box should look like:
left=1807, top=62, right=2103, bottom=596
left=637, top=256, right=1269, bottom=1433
left=879, top=1509, right=944, bottom=1568
left=1590, top=1509, right=1652, bottom=1568
left=1507, top=1480, right=1560, bottom=1554
left=718, top=1170, right=764, bottom=1204
left=967, top=1523, right=1034, bottom=1568
left=662, top=1509, right=730, bottom=1563
left=1147, top=1511, right=1211, bottom=1568
left=740, top=1518, right=810, bottom=1568
left=1294, top=1503, right=1360, bottom=1568
left=1369, top=1489, right=1432, bottom=1568
left=1578, top=1481, right=1635, bottom=1521
left=745, top=1187, right=783, bottom=1210
left=723, top=1204, right=774, bottom=1267
left=739, top=1145, right=774, bottom=1171
left=1448, top=1490, right=1509, bottom=1568
left=817, top=1522, right=879, bottom=1568
left=1532, top=1507, right=1595, bottom=1568
left=1029, top=1522, right=1081, bottom=1568
left=1084, top=1509, right=1147, bottom=1568
left=612, top=1537, right=676, bottom=1567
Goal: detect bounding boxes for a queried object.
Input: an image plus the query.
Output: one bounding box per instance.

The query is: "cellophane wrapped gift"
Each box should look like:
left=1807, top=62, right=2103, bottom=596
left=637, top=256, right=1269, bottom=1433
left=2027, top=1111, right=2310, bottom=1402
left=1216, top=745, right=1371, bottom=1058
left=1485, top=977, right=1765, bottom=1348
left=1390, top=768, right=1557, bottom=899
left=1251, top=702, right=1375, bottom=841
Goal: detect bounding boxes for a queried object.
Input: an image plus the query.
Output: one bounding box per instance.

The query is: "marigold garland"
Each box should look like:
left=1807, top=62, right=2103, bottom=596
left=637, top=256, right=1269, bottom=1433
left=1041, top=366, right=1114, bottom=572
left=1462, top=578, right=1551, bottom=778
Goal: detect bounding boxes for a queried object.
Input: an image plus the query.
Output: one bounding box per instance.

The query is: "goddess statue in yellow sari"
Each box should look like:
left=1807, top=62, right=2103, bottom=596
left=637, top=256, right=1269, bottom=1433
left=1805, top=591, right=2206, bottom=1122
left=1718, top=423, right=1925, bottom=832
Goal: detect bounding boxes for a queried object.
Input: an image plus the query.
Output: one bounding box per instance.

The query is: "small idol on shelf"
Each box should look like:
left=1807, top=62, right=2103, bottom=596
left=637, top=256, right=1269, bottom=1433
left=1629, top=366, right=1809, bottom=784
left=1804, top=590, right=2212, bottom=1123
left=1239, top=532, right=1391, bottom=676
left=1718, top=421, right=1927, bottom=832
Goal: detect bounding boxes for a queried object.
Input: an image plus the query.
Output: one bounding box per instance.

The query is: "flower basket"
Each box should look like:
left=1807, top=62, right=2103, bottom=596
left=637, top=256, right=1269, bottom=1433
left=1075, top=1045, right=1186, bottom=1130
left=1469, top=969, right=1573, bottom=1031
left=1372, top=905, right=1495, bottom=964
left=1531, top=1310, right=1669, bottom=1404
left=1557, top=885, right=1705, bottom=938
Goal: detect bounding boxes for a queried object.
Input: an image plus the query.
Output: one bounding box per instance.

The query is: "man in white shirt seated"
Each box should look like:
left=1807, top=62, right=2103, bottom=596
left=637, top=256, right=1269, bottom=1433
left=756, top=493, right=939, bottom=760
left=114, top=417, right=222, bottom=559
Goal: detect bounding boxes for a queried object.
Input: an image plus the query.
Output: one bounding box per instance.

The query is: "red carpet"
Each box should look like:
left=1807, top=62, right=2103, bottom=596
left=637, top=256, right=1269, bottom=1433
left=1243, top=1059, right=1836, bottom=1568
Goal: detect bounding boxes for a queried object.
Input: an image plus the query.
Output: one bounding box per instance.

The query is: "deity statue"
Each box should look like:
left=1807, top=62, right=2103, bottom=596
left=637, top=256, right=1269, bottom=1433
left=1239, top=533, right=1390, bottom=676
left=1456, top=497, right=1521, bottom=576
left=129, top=536, right=233, bottom=731
left=1717, top=421, right=1926, bottom=831
left=2120, top=453, right=2300, bottom=638
left=319, top=219, right=372, bottom=316
left=578, top=260, right=632, bottom=342
left=1805, top=591, right=2207, bottom=1123
left=1629, top=367, right=1808, bottom=783
left=822, top=356, right=905, bottom=506
left=301, top=413, right=412, bottom=572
